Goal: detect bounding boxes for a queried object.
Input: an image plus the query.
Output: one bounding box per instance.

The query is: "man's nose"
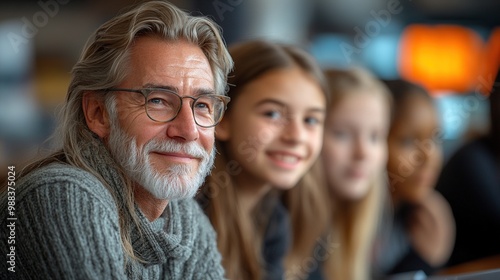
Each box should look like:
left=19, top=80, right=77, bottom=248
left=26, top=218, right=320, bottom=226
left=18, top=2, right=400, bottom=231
left=166, top=101, right=200, bottom=142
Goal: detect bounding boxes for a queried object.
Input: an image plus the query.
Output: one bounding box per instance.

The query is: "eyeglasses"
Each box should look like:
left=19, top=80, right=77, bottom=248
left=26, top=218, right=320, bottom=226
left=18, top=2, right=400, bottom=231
left=106, top=88, right=230, bottom=128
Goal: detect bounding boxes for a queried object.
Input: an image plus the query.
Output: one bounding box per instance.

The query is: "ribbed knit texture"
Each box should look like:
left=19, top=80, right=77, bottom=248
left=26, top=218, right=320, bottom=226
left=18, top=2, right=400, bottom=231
left=0, top=136, right=225, bottom=279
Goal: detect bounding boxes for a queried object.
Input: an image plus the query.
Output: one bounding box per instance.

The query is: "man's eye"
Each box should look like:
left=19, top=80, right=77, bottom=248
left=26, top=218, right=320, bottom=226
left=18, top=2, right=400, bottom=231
left=149, top=98, right=165, bottom=105
left=195, top=102, right=210, bottom=110
left=147, top=97, right=176, bottom=110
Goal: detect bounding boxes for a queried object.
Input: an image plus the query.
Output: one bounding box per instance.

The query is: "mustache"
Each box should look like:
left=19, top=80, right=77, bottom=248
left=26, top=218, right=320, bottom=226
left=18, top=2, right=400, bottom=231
left=142, top=138, right=209, bottom=159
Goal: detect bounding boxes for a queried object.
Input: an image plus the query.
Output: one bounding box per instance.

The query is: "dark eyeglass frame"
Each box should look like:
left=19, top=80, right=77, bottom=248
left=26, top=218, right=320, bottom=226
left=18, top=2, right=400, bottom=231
left=106, top=88, right=231, bottom=128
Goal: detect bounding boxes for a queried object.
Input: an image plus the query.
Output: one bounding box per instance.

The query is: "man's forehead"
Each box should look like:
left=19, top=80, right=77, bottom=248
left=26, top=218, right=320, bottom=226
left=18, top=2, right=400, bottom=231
left=130, top=36, right=209, bottom=64
left=126, top=37, right=215, bottom=91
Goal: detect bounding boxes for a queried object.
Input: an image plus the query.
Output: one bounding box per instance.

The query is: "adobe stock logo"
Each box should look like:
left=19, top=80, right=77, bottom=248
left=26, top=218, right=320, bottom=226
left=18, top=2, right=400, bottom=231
left=212, top=0, right=243, bottom=21
left=7, top=0, right=70, bottom=53
left=340, top=0, right=404, bottom=63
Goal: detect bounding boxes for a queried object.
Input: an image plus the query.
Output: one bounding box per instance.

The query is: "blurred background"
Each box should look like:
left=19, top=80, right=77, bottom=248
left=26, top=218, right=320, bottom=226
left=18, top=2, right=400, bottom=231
left=0, top=0, right=498, bottom=168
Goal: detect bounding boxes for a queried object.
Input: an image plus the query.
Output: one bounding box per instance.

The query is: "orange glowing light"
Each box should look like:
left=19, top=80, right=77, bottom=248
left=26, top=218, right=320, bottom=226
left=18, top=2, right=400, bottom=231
left=399, top=25, right=485, bottom=94
left=477, top=27, right=500, bottom=95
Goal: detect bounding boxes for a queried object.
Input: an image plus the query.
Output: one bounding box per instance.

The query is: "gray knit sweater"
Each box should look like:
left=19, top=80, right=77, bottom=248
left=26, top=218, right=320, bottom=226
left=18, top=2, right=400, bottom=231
left=0, top=138, right=225, bottom=279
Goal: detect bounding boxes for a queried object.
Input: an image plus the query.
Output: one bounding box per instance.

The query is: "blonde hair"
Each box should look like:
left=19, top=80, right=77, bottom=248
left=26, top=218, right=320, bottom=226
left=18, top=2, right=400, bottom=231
left=198, top=40, right=328, bottom=280
left=322, top=68, right=391, bottom=280
left=21, top=0, right=232, bottom=262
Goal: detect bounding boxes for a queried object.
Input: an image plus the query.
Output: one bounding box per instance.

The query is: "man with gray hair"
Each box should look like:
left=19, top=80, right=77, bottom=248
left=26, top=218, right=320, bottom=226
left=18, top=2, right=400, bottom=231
left=0, top=1, right=232, bottom=279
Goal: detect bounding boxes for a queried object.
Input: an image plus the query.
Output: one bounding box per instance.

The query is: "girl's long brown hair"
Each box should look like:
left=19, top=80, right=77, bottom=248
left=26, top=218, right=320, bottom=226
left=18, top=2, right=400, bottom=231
left=198, top=40, right=329, bottom=280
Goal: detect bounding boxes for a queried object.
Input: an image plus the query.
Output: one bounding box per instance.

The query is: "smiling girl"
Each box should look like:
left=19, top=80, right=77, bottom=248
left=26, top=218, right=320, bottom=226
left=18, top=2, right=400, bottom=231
left=197, top=40, right=329, bottom=280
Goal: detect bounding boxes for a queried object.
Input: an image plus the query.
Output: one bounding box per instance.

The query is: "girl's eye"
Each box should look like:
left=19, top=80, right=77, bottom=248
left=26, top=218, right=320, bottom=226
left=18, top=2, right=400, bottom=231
left=401, top=137, right=414, bottom=147
left=332, top=130, right=349, bottom=139
left=263, top=110, right=283, bottom=120
left=370, top=132, right=380, bottom=143
left=304, top=116, right=323, bottom=126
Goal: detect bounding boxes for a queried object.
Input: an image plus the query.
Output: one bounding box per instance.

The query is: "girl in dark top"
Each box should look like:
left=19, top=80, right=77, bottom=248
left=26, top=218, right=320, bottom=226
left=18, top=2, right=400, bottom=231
left=436, top=70, right=500, bottom=267
left=379, top=79, right=455, bottom=276
left=197, top=40, right=329, bottom=280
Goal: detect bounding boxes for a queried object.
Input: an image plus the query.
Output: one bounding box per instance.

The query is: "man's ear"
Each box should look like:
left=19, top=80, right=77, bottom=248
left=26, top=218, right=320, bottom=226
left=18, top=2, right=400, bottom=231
left=82, top=91, right=110, bottom=139
left=215, top=114, right=231, bottom=141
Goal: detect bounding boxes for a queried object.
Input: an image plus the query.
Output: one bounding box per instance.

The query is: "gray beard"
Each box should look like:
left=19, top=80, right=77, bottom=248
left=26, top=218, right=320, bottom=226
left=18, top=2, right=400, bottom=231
left=107, top=123, right=215, bottom=200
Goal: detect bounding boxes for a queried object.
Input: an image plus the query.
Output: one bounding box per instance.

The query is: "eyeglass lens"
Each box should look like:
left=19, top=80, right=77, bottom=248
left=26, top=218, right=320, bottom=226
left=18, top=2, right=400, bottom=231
left=145, top=90, right=224, bottom=127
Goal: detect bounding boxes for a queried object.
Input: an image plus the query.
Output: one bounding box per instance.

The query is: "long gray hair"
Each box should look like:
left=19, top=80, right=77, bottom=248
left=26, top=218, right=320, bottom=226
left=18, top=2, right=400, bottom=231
left=23, top=0, right=233, bottom=261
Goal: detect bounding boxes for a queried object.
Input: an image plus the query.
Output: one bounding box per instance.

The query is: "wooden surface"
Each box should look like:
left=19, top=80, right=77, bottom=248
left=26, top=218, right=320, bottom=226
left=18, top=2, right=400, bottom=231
left=438, top=255, right=500, bottom=275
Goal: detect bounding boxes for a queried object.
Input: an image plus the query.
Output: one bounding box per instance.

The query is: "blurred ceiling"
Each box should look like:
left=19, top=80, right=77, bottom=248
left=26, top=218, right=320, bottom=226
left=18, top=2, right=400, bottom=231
left=315, top=0, right=500, bottom=31
left=0, top=0, right=497, bottom=60
left=1, top=0, right=498, bottom=23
